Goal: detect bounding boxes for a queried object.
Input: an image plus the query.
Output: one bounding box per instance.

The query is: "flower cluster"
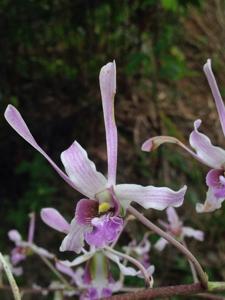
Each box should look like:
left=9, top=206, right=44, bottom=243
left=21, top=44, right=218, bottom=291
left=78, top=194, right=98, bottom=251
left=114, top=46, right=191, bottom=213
left=3, top=58, right=224, bottom=299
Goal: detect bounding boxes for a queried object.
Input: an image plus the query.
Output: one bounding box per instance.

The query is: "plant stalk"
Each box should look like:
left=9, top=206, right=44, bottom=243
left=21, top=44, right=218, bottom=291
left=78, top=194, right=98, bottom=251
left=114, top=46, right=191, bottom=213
left=128, top=206, right=208, bottom=288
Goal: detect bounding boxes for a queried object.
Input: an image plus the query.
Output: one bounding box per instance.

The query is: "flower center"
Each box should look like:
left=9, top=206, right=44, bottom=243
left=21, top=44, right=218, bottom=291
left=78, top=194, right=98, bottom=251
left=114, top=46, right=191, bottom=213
left=96, top=189, right=113, bottom=214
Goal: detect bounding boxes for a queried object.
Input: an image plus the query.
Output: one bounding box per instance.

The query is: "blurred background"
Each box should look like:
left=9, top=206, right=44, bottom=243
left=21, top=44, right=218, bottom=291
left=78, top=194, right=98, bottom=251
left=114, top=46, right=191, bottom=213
left=0, top=0, right=225, bottom=298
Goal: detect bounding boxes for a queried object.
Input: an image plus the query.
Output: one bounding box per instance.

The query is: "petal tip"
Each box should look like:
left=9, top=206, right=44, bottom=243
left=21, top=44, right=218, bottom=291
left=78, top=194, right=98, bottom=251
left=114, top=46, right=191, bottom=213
left=203, top=58, right=211, bottom=72
left=141, top=139, right=153, bottom=152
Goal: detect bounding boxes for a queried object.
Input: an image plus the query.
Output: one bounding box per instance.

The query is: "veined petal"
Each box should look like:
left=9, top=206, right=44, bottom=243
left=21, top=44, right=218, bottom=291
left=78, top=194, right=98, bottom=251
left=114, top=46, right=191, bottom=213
left=4, top=105, right=81, bottom=192
left=75, top=199, right=98, bottom=225
left=182, top=227, right=204, bottom=241
left=203, top=59, right=225, bottom=137
left=114, top=184, right=187, bottom=210
left=190, top=119, right=225, bottom=169
left=40, top=208, right=70, bottom=234
left=196, top=186, right=225, bottom=213
left=60, top=218, right=90, bottom=254
left=8, top=230, right=22, bottom=243
left=85, top=215, right=123, bottom=248
left=61, top=141, right=107, bottom=198
left=99, top=61, right=118, bottom=185
left=58, top=199, right=98, bottom=253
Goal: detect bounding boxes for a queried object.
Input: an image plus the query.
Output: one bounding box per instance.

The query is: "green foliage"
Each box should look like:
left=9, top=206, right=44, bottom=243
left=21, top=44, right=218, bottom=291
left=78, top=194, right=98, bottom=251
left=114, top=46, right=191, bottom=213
left=9, top=155, right=56, bottom=229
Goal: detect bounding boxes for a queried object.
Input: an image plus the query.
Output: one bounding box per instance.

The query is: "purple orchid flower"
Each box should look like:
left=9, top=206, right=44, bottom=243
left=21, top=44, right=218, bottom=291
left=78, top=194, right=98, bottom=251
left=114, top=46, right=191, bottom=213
left=154, top=207, right=204, bottom=251
left=5, top=61, right=186, bottom=253
left=142, top=59, right=225, bottom=213
left=8, top=213, right=53, bottom=267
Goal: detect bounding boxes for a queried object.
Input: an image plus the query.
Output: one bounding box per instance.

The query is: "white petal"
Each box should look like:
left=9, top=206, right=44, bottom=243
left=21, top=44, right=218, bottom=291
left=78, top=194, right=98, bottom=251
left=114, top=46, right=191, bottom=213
left=99, top=61, right=118, bottom=186
left=104, top=250, right=138, bottom=276
left=182, top=227, right=204, bottom=241
left=189, top=119, right=225, bottom=169
left=203, top=59, right=225, bottom=137
left=196, top=187, right=225, bottom=213
left=59, top=217, right=91, bottom=254
left=61, top=141, right=107, bottom=198
left=154, top=238, right=168, bottom=251
left=114, top=184, right=187, bottom=210
left=60, top=251, right=95, bottom=267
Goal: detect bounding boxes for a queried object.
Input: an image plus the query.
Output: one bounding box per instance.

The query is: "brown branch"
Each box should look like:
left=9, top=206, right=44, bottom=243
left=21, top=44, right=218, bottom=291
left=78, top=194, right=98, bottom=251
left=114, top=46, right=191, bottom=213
left=105, top=283, right=204, bottom=300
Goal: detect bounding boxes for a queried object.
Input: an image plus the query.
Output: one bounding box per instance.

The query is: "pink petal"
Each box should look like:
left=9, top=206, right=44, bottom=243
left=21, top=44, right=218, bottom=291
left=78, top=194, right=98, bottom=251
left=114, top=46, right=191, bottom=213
left=182, top=227, right=204, bottom=241
left=166, top=207, right=182, bottom=230
left=142, top=135, right=209, bottom=167
left=99, top=61, right=118, bottom=186
left=58, top=199, right=98, bottom=253
left=4, top=105, right=79, bottom=192
left=189, top=119, right=225, bottom=169
left=8, top=230, right=22, bottom=243
left=56, top=262, right=77, bottom=284
left=203, top=59, right=225, bottom=137
left=40, top=208, right=70, bottom=233
left=61, top=141, right=107, bottom=198
left=196, top=186, right=225, bottom=213
left=28, top=212, right=35, bottom=243
left=114, top=184, right=187, bottom=210
left=206, top=169, right=223, bottom=187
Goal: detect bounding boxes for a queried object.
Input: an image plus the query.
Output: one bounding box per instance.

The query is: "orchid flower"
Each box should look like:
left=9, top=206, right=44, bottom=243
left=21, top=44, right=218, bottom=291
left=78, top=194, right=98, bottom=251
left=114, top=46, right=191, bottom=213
left=5, top=61, right=186, bottom=254
left=56, top=252, right=122, bottom=299
left=8, top=213, right=53, bottom=267
left=154, top=207, right=204, bottom=251
left=142, top=59, right=225, bottom=213
left=123, top=233, right=155, bottom=273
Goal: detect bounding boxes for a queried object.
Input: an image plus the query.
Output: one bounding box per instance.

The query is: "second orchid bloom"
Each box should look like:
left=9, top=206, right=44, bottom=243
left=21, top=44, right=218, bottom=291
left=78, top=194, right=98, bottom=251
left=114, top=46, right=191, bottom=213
left=142, top=59, right=225, bottom=213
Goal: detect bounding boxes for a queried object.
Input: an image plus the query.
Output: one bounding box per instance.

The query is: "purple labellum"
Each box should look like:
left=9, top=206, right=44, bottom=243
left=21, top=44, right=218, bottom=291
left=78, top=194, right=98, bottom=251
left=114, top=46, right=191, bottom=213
left=76, top=199, right=99, bottom=225
left=206, top=169, right=225, bottom=198
left=84, top=214, right=123, bottom=248
left=11, top=248, right=26, bottom=265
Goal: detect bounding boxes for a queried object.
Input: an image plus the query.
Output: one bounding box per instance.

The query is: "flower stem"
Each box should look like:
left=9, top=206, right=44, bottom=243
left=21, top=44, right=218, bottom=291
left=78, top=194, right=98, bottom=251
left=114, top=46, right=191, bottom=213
left=104, top=246, right=153, bottom=287
left=38, top=254, right=72, bottom=289
left=182, top=238, right=198, bottom=283
left=128, top=206, right=208, bottom=288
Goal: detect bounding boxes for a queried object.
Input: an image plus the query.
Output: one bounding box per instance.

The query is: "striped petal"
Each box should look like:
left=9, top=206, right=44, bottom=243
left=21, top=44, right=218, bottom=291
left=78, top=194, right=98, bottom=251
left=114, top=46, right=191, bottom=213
left=196, top=186, right=225, bottom=213
left=189, top=119, right=225, bottom=169
left=203, top=59, right=225, bottom=137
left=61, top=141, right=107, bottom=199
left=114, top=184, right=187, bottom=210
left=4, top=105, right=79, bottom=192
left=99, top=61, right=117, bottom=186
